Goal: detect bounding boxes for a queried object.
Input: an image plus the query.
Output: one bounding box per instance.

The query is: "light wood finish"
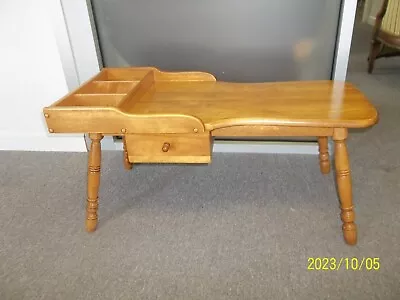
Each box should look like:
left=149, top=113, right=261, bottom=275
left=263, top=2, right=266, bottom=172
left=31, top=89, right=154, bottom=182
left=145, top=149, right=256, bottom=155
left=86, top=133, right=103, bottom=232
left=368, top=0, right=400, bottom=73
left=78, top=81, right=137, bottom=94
left=333, top=128, right=357, bottom=245
left=93, top=66, right=217, bottom=82
left=43, top=109, right=205, bottom=135
left=318, top=137, right=330, bottom=174
left=126, top=133, right=211, bottom=164
left=43, top=67, right=379, bottom=245
left=126, top=80, right=378, bottom=129
left=122, top=136, right=133, bottom=170
left=44, top=68, right=378, bottom=135
left=118, top=70, right=156, bottom=111
left=43, top=68, right=212, bottom=135
left=212, top=126, right=334, bottom=137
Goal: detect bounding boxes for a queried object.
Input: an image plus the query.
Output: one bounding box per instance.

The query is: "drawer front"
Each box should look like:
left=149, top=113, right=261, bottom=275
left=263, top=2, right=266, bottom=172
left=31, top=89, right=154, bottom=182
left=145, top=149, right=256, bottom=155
left=125, top=133, right=211, bottom=163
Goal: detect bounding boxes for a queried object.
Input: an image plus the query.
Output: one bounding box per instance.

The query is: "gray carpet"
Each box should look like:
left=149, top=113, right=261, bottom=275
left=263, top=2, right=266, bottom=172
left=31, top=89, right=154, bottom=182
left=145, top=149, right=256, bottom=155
left=1, top=21, right=400, bottom=300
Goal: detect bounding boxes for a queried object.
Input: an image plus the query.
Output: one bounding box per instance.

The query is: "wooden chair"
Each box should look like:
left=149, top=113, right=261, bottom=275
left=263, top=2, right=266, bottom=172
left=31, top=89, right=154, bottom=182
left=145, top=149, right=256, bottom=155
left=368, top=0, right=400, bottom=73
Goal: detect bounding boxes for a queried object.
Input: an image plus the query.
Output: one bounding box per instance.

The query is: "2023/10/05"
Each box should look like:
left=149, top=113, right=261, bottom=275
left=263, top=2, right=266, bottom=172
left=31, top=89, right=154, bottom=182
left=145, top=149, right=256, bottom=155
left=307, top=257, right=380, bottom=271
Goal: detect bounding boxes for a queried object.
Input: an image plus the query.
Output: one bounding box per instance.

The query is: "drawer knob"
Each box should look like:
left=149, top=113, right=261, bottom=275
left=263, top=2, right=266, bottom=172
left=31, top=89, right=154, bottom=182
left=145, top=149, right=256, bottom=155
left=162, top=142, right=170, bottom=152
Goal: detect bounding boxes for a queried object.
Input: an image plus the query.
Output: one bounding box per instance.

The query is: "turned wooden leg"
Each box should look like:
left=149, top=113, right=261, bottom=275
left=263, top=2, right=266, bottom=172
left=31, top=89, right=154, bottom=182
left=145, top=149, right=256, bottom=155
left=317, top=136, right=330, bottom=174
left=123, top=136, right=133, bottom=170
left=333, top=129, right=357, bottom=245
left=86, top=133, right=103, bottom=232
left=368, top=41, right=382, bottom=74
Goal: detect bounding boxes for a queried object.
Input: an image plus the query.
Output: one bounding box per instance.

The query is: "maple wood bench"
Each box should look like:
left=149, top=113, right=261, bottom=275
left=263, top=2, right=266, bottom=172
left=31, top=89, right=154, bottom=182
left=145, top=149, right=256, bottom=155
left=43, top=67, right=378, bottom=245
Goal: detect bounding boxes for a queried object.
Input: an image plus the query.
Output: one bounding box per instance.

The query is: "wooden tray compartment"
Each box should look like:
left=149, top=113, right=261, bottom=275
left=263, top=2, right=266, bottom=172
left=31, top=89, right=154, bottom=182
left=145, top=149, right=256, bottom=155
left=95, top=68, right=155, bottom=81
left=43, top=67, right=215, bottom=134
left=57, top=94, right=126, bottom=107
left=76, top=81, right=137, bottom=94
left=50, top=80, right=140, bottom=108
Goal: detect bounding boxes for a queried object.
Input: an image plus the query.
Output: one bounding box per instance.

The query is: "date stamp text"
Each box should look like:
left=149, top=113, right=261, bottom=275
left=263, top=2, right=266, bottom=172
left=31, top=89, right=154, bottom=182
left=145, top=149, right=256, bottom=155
left=307, top=257, right=380, bottom=271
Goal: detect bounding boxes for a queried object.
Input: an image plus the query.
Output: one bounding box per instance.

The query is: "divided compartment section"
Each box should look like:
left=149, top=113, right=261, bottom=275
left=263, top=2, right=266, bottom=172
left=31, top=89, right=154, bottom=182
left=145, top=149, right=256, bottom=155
left=56, top=94, right=126, bottom=107
left=95, top=67, right=156, bottom=81
left=94, top=67, right=216, bottom=82
left=50, top=68, right=157, bottom=108
left=54, top=69, right=157, bottom=109
left=76, top=81, right=138, bottom=95
left=50, top=66, right=217, bottom=109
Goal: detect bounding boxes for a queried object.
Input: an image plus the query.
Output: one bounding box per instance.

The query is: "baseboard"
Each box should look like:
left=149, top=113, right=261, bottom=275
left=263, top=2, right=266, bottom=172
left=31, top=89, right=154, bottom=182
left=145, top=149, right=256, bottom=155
left=0, top=133, right=87, bottom=152
left=212, top=140, right=320, bottom=154
left=113, top=139, right=323, bottom=155
left=0, top=134, right=329, bottom=155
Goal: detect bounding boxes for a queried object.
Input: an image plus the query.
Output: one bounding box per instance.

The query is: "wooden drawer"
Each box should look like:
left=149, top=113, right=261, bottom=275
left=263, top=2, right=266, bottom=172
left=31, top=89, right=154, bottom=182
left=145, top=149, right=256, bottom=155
left=125, top=133, right=211, bottom=163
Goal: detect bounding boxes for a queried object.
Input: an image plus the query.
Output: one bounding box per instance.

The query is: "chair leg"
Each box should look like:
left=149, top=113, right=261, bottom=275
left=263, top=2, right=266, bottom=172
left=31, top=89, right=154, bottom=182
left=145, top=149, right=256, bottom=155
left=368, top=41, right=382, bottom=73
left=86, top=133, right=103, bottom=232
left=123, top=136, right=133, bottom=170
left=317, top=137, right=330, bottom=174
left=333, top=129, right=357, bottom=245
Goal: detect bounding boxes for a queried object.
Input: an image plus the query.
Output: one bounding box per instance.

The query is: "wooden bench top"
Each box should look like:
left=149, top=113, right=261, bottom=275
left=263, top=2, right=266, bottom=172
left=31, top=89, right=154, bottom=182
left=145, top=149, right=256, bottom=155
left=122, top=80, right=378, bottom=130
left=43, top=67, right=378, bottom=134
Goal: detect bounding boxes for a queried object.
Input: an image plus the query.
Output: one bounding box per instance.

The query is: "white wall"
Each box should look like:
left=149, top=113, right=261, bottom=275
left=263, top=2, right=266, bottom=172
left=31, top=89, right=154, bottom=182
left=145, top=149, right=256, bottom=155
left=0, top=0, right=357, bottom=153
left=0, top=0, right=86, bottom=151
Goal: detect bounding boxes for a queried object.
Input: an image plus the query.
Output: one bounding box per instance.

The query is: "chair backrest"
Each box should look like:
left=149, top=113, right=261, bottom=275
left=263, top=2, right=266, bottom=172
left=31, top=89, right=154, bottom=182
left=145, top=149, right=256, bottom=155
left=381, top=0, right=400, bottom=35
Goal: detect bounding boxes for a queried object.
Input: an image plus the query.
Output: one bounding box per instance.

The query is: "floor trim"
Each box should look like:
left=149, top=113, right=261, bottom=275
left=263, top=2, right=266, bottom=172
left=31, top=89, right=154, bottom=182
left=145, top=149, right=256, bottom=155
left=1, top=135, right=329, bottom=155
left=113, top=139, right=323, bottom=155
left=212, top=140, right=319, bottom=155
left=0, top=134, right=87, bottom=152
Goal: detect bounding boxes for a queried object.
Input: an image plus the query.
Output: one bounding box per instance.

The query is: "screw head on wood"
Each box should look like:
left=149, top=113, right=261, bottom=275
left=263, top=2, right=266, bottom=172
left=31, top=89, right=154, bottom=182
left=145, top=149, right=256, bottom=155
left=193, top=128, right=198, bottom=133
left=49, top=128, right=54, bottom=133
left=44, top=113, right=49, bottom=118
left=121, top=128, right=127, bottom=133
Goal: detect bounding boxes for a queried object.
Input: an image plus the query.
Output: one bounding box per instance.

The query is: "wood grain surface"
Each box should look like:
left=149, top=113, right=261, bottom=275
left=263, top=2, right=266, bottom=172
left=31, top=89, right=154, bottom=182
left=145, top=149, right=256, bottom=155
left=44, top=67, right=378, bottom=135
left=43, top=67, right=380, bottom=245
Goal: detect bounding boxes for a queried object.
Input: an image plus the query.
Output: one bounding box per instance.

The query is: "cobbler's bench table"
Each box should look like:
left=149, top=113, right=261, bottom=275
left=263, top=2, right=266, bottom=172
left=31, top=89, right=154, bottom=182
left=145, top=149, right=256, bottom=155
left=43, top=67, right=378, bottom=245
